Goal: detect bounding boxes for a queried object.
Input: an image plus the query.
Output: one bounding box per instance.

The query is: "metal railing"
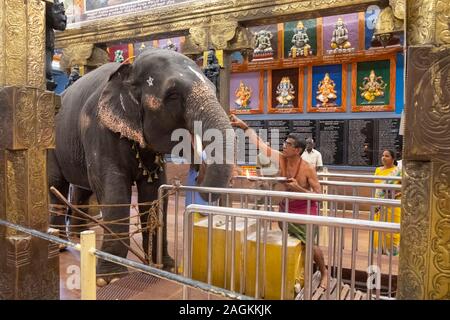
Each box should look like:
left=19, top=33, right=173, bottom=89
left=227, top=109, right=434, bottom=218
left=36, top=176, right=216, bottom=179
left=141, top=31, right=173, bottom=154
left=0, top=218, right=251, bottom=300
left=318, top=172, right=402, bottom=181
left=184, top=205, right=400, bottom=300
left=233, top=175, right=401, bottom=197
left=157, top=184, right=401, bottom=300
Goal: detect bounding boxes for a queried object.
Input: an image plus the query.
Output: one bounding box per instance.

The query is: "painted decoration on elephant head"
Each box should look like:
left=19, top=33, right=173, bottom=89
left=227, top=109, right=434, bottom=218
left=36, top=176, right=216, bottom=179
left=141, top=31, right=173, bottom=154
left=249, top=25, right=278, bottom=62
left=158, top=37, right=184, bottom=53
left=269, top=68, right=301, bottom=114
left=108, top=44, right=132, bottom=63
left=229, top=72, right=262, bottom=114
left=309, top=64, right=345, bottom=113
left=323, top=13, right=358, bottom=55
left=284, top=19, right=317, bottom=58
left=354, top=59, right=393, bottom=112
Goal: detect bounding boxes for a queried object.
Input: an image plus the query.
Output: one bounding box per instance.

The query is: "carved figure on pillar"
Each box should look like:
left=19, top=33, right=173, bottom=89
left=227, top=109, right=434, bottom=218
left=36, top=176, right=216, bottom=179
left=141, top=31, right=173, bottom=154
left=45, top=0, right=67, bottom=91
left=290, top=21, right=312, bottom=57
left=203, top=49, right=221, bottom=97
left=65, top=66, right=81, bottom=89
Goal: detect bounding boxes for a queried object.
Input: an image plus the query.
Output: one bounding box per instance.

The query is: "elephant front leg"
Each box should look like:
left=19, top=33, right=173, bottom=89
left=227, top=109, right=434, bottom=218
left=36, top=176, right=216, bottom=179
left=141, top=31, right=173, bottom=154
left=136, top=179, right=174, bottom=271
left=91, top=176, right=132, bottom=286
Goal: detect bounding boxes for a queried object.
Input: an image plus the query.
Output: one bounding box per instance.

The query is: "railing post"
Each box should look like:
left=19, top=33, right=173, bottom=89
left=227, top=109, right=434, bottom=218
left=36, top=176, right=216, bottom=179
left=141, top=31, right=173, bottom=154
left=80, top=230, right=96, bottom=300
left=319, top=167, right=329, bottom=247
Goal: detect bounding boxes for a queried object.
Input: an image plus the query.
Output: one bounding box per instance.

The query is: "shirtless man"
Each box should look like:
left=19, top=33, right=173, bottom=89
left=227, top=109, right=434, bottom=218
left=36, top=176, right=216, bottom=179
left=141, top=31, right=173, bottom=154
left=231, top=115, right=328, bottom=289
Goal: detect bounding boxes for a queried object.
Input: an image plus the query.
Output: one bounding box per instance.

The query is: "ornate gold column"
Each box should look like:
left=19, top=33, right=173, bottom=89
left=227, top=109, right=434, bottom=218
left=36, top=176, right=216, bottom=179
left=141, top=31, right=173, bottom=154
left=398, top=0, right=450, bottom=299
left=0, top=0, right=59, bottom=299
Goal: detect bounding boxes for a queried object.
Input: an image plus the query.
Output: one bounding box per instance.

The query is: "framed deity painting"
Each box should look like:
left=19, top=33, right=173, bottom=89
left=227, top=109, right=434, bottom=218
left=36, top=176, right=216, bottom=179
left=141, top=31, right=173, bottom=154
left=268, top=68, right=302, bottom=113
left=133, top=40, right=157, bottom=58
left=158, top=37, right=184, bottom=53
left=229, top=71, right=263, bottom=114
left=283, top=19, right=317, bottom=59
left=323, top=13, right=360, bottom=55
left=248, top=24, right=278, bottom=63
left=308, top=64, right=346, bottom=113
left=352, top=58, right=395, bottom=112
left=108, top=44, right=133, bottom=63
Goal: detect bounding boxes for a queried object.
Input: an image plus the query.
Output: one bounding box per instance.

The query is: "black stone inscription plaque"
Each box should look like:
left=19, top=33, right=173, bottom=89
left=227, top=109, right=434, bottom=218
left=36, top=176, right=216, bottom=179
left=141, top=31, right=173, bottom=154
left=347, top=119, right=374, bottom=166
left=318, top=120, right=345, bottom=165
left=290, top=120, right=319, bottom=147
left=267, top=120, right=290, bottom=151
left=376, top=118, right=403, bottom=165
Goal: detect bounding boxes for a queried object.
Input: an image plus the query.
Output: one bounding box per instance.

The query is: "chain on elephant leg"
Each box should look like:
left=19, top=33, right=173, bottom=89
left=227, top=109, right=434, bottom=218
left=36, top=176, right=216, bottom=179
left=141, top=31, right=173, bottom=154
left=146, top=206, right=164, bottom=269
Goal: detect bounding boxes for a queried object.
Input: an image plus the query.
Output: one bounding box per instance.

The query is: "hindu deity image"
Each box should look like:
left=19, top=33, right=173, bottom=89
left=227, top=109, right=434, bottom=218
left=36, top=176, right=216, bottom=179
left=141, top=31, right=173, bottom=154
left=163, top=39, right=178, bottom=51
left=234, top=81, right=253, bottom=109
left=114, top=49, right=124, bottom=63
left=289, top=21, right=312, bottom=57
left=359, top=70, right=387, bottom=103
left=328, top=17, right=355, bottom=54
left=253, top=30, right=274, bottom=60
left=316, top=73, right=338, bottom=107
left=139, top=43, right=147, bottom=53
left=276, top=77, right=295, bottom=107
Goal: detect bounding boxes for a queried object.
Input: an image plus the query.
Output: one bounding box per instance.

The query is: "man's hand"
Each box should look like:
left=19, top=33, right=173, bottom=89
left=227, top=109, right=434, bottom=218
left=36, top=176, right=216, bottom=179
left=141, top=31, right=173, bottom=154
left=230, top=114, right=248, bottom=130
left=286, top=178, right=300, bottom=191
left=286, top=178, right=308, bottom=192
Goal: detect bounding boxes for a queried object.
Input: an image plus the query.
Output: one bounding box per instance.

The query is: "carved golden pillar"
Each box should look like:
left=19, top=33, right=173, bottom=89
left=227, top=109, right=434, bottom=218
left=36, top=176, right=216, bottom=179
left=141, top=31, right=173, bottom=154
left=398, top=0, right=450, bottom=299
left=0, top=0, right=59, bottom=299
left=60, top=43, right=109, bottom=75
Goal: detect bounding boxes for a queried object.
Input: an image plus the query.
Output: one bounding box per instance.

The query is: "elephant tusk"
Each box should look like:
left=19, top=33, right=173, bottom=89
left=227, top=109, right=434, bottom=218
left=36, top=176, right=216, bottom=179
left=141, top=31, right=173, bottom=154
left=194, top=134, right=203, bottom=164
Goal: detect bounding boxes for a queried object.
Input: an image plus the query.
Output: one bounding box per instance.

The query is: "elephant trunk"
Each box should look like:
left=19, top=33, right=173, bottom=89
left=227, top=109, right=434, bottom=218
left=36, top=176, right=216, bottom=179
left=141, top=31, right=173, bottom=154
left=185, top=82, right=234, bottom=199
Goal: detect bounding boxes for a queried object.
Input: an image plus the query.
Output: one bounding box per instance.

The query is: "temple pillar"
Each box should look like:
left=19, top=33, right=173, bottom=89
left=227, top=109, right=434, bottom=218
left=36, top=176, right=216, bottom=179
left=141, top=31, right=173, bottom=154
left=60, top=43, right=109, bottom=75
left=0, top=0, right=59, bottom=299
left=397, top=0, right=450, bottom=299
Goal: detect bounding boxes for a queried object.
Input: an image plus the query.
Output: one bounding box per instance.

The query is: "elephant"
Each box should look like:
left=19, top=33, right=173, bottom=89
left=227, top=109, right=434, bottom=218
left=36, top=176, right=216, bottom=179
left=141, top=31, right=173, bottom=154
left=48, top=48, right=234, bottom=286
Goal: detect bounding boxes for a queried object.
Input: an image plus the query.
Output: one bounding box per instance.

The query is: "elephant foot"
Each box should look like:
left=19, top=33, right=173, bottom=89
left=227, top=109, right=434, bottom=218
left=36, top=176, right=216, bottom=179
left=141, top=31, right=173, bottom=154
left=162, top=254, right=175, bottom=272
left=96, top=275, right=122, bottom=287
left=96, top=262, right=128, bottom=287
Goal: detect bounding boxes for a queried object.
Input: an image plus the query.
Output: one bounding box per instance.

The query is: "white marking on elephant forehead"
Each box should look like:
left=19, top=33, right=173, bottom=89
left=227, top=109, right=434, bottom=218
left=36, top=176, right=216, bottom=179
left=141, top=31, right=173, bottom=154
left=188, top=66, right=205, bottom=83
left=119, top=93, right=126, bottom=111
left=147, top=76, right=154, bottom=87
left=179, top=72, right=184, bottom=77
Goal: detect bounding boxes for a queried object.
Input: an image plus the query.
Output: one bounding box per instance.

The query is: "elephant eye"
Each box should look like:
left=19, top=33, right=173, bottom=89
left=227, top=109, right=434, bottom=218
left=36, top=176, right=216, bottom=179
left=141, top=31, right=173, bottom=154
left=165, top=91, right=180, bottom=101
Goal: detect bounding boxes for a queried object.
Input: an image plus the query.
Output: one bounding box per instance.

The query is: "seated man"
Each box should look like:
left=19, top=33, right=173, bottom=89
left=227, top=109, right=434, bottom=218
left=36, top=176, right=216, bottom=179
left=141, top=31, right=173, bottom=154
left=231, top=115, right=328, bottom=289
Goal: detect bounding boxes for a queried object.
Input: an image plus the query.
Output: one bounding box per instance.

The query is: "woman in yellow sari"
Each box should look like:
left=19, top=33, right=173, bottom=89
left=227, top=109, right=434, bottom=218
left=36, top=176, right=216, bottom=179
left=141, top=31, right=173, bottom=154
left=373, top=149, right=401, bottom=256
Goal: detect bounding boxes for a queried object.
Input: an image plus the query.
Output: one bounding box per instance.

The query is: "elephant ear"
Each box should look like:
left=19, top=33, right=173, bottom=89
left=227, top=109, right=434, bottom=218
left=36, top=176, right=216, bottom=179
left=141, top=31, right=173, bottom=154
left=97, top=63, right=146, bottom=148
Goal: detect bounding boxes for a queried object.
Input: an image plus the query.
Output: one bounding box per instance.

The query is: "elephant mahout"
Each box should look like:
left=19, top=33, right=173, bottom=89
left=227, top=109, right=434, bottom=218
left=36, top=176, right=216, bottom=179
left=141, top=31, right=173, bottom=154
left=48, top=48, right=234, bottom=285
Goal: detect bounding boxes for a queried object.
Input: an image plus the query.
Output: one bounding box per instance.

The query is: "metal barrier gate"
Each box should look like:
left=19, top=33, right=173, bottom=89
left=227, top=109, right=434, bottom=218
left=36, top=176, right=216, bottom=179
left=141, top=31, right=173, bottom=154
left=157, top=185, right=401, bottom=300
